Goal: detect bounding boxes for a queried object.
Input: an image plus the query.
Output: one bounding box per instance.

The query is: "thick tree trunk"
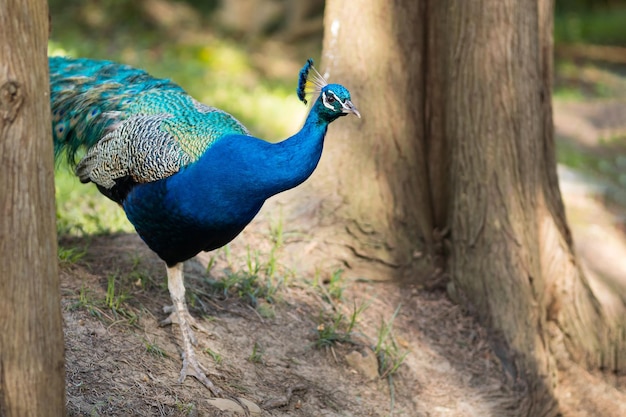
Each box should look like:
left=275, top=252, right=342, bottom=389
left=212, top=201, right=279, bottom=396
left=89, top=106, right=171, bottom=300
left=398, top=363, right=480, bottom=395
left=270, top=0, right=625, bottom=415
left=442, top=2, right=624, bottom=414
left=440, top=1, right=562, bottom=414
left=0, top=1, right=66, bottom=416
left=271, top=0, right=431, bottom=280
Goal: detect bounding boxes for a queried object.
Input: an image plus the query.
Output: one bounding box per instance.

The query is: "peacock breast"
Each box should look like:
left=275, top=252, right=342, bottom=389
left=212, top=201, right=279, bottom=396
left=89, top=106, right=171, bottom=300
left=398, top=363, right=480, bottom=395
left=122, top=173, right=265, bottom=266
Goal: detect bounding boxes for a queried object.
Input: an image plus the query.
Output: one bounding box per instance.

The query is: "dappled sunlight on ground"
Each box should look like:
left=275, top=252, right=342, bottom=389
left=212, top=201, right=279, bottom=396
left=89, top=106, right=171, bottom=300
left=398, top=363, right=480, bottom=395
left=558, top=165, right=626, bottom=313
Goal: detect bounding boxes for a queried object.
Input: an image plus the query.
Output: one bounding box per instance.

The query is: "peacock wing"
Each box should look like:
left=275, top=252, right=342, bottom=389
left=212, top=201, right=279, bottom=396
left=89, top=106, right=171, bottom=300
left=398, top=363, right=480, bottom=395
left=76, top=104, right=249, bottom=189
left=75, top=114, right=186, bottom=188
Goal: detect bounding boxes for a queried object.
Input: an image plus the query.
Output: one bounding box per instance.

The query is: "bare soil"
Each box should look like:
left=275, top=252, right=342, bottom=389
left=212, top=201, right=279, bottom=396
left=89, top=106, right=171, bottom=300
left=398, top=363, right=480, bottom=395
left=61, top=229, right=514, bottom=417
left=60, top=218, right=626, bottom=416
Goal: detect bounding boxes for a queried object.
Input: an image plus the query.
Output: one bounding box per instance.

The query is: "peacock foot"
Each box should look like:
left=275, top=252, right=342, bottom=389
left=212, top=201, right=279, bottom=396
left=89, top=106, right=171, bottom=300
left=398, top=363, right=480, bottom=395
left=160, top=304, right=210, bottom=345
left=162, top=302, right=223, bottom=396
left=180, top=348, right=257, bottom=415
left=179, top=340, right=222, bottom=395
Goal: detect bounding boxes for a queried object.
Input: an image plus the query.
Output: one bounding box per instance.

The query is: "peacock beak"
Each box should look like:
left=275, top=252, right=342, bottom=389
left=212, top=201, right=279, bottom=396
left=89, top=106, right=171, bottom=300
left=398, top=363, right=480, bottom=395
left=343, top=100, right=361, bottom=118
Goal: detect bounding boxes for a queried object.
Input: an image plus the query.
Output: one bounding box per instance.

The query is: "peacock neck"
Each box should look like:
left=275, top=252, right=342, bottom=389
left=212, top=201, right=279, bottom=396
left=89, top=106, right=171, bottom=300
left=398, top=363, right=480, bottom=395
left=264, top=105, right=329, bottom=194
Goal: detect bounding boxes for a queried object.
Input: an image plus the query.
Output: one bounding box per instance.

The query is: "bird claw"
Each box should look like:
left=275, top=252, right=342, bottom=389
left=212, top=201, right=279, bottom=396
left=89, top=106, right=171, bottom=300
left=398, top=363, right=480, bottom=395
left=160, top=302, right=223, bottom=396
left=160, top=305, right=210, bottom=345
left=179, top=349, right=222, bottom=396
left=178, top=341, right=253, bottom=416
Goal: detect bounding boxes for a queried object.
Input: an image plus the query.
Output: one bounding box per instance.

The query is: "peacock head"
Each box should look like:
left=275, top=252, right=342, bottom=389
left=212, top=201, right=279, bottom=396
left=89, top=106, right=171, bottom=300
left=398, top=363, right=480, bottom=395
left=297, top=59, right=360, bottom=122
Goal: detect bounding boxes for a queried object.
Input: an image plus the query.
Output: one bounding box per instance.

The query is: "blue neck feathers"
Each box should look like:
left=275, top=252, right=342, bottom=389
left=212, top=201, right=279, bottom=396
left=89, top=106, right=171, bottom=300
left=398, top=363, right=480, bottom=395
left=262, top=102, right=330, bottom=194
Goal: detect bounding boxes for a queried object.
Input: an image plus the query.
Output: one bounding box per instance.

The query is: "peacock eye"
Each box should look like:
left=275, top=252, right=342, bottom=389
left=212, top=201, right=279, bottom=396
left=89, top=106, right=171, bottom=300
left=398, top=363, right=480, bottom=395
left=327, top=94, right=336, bottom=104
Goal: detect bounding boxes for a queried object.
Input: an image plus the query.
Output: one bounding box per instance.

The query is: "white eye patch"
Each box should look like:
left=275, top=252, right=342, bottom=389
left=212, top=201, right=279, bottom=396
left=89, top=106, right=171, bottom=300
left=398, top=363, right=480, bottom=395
left=322, top=91, right=343, bottom=111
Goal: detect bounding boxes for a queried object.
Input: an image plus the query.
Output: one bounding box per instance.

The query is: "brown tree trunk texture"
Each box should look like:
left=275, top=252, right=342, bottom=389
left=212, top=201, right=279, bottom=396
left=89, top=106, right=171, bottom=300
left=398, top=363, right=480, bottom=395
left=441, top=1, right=624, bottom=414
left=265, top=0, right=432, bottom=281
left=0, top=1, right=66, bottom=416
left=263, top=0, right=625, bottom=415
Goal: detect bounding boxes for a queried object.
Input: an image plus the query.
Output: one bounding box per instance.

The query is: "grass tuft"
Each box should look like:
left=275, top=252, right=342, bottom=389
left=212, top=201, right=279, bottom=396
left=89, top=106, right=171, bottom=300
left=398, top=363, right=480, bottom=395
left=203, top=347, right=223, bottom=364
left=70, top=285, right=103, bottom=319
left=70, top=275, right=138, bottom=325
left=313, top=301, right=368, bottom=349
left=248, top=342, right=264, bottom=364
left=375, top=305, right=409, bottom=378
left=58, top=245, right=87, bottom=266
left=144, top=339, right=168, bottom=358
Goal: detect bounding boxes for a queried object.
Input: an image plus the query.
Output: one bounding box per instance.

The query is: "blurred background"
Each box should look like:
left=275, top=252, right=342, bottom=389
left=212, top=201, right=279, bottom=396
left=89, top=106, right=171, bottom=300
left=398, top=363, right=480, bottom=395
left=49, top=0, right=626, bottom=235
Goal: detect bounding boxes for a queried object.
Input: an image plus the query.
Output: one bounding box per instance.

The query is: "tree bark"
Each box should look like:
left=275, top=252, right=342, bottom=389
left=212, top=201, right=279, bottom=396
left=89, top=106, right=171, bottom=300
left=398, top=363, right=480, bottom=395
left=442, top=2, right=623, bottom=414
left=270, top=0, right=625, bottom=415
left=0, top=1, right=66, bottom=416
left=271, top=0, right=431, bottom=281
left=440, top=1, right=562, bottom=414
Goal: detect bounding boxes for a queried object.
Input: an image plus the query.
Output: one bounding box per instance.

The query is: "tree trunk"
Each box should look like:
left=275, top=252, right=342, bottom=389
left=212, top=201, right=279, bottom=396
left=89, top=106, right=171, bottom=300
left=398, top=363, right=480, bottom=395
left=271, top=0, right=431, bottom=281
left=442, top=2, right=623, bottom=414
left=440, top=1, right=562, bottom=414
left=0, top=1, right=66, bottom=416
left=270, top=0, right=625, bottom=415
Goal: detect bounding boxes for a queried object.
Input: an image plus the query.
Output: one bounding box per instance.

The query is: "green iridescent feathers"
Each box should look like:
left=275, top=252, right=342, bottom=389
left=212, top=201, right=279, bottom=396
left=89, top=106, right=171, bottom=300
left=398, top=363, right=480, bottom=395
left=51, top=57, right=179, bottom=164
left=296, top=59, right=328, bottom=105
left=49, top=57, right=248, bottom=186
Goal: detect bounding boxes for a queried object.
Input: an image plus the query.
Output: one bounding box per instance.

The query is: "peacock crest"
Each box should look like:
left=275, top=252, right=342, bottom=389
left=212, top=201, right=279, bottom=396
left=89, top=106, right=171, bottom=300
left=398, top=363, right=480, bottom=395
left=297, top=59, right=328, bottom=105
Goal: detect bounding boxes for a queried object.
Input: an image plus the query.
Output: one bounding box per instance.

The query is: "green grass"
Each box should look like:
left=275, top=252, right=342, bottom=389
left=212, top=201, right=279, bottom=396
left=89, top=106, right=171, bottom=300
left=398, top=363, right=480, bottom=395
left=203, top=347, right=223, bottom=364
left=557, top=141, right=601, bottom=172
left=144, top=339, right=168, bottom=358
left=127, top=253, right=162, bottom=291
left=69, top=272, right=139, bottom=325
left=557, top=140, right=626, bottom=182
left=248, top=342, right=264, bottom=364
left=374, top=305, right=409, bottom=379
left=206, top=268, right=279, bottom=306
left=256, top=301, right=276, bottom=319
left=175, top=402, right=196, bottom=415
left=552, top=59, right=623, bottom=101
left=70, top=285, right=104, bottom=319
left=314, top=312, right=353, bottom=348
left=265, top=215, right=285, bottom=281
left=58, top=245, right=87, bottom=265
left=313, top=301, right=368, bottom=349
left=105, top=274, right=127, bottom=310
left=325, top=269, right=346, bottom=302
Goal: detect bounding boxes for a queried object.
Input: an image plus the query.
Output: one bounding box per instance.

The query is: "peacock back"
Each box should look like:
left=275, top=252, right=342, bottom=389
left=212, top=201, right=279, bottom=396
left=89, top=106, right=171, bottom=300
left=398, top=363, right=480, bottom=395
left=49, top=56, right=249, bottom=194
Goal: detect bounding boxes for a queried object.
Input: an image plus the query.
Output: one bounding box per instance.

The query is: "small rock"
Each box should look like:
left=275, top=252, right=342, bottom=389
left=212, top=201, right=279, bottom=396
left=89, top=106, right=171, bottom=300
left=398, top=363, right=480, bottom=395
left=396, top=334, right=410, bottom=349
left=345, top=349, right=379, bottom=380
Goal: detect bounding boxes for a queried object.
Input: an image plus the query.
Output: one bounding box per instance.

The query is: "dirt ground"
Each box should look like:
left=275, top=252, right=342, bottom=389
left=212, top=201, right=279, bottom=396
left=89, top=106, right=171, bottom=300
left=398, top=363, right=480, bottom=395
left=60, top=102, right=626, bottom=416
left=61, top=228, right=513, bottom=417
left=60, top=223, right=626, bottom=416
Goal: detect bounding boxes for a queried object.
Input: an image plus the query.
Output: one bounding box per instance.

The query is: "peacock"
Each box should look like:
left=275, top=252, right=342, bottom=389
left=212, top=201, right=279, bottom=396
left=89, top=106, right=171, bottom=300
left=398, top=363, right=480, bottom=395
left=50, top=56, right=359, bottom=395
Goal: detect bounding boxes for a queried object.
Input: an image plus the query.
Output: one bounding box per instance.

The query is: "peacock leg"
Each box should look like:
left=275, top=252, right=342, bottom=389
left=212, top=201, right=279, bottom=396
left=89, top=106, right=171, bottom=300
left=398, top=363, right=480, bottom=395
left=165, top=263, right=221, bottom=395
